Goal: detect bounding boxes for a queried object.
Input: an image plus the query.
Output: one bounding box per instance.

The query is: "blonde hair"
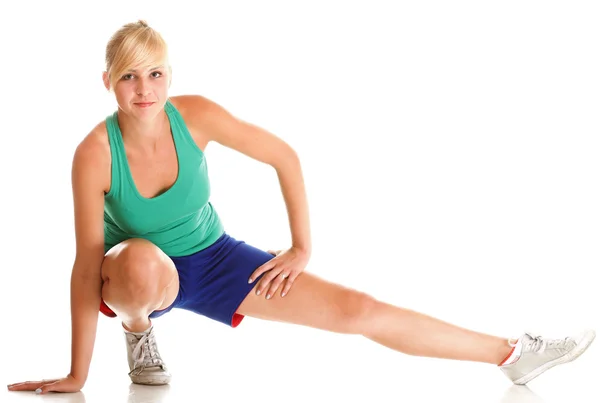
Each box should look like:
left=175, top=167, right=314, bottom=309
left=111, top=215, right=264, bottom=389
left=105, top=20, right=169, bottom=90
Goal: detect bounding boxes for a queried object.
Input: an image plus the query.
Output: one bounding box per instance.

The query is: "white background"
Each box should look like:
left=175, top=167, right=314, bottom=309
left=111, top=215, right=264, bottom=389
left=1, top=1, right=598, bottom=402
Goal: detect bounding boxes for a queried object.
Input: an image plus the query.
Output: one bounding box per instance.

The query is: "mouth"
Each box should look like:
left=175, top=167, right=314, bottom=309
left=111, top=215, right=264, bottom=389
left=134, top=102, right=155, bottom=108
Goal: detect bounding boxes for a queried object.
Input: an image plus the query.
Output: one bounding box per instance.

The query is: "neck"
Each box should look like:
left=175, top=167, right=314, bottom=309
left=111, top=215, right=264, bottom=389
left=117, top=107, right=169, bottom=149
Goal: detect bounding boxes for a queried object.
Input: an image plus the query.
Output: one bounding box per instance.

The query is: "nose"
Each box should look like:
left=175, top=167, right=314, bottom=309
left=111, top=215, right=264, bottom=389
left=136, top=79, right=151, bottom=96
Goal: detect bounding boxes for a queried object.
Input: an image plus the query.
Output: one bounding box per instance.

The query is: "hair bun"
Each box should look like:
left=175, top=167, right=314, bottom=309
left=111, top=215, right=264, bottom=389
left=137, top=20, right=149, bottom=27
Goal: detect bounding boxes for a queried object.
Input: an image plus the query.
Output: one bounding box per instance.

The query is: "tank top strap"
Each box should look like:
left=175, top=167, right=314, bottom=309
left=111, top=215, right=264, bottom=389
left=164, top=99, right=203, bottom=153
left=104, top=111, right=127, bottom=197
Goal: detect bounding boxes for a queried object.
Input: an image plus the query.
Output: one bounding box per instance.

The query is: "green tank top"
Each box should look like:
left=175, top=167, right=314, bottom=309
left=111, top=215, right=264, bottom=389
left=103, top=100, right=224, bottom=257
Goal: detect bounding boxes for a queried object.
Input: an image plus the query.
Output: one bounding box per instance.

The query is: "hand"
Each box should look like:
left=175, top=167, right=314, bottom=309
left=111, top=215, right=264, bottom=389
left=249, top=246, right=310, bottom=299
left=7, top=374, right=84, bottom=394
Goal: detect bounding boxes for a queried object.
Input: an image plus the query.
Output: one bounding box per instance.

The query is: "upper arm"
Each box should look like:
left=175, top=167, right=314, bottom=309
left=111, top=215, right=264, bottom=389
left=71, top=126, right=110, bottom=272
left=175, top=95, right=298, bottom=168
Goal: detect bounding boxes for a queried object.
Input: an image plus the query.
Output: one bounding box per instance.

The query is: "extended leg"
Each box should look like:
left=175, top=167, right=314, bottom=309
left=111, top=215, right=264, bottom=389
left=237, top=271, right=510, bottom=363
left=237, top=270, right=595, bottom=381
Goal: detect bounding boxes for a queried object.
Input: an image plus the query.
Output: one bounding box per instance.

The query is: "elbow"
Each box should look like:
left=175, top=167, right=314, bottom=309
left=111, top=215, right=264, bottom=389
left=273, top=147, right=300, bottom=172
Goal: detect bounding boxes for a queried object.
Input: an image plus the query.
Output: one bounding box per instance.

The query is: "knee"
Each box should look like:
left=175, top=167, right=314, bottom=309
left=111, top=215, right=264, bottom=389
left=337, top=290, right=378, bottom=333
left=104, top=239, right=169, bottom=298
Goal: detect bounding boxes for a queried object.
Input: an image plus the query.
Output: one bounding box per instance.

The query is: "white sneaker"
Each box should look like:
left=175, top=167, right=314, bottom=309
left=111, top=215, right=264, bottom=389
left=124, top=325, right=171, bottom=385
left=500, top=329, right=595, bottom=385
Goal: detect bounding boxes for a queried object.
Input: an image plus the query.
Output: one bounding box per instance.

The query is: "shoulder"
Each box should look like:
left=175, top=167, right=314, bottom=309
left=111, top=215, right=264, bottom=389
left=72, top=121, right=111, bottom=192
left=169, top=95, right=237, bottom=143
left=73, top=121, right=110, bottom=167
left=169, top=94, right=218, bottom=122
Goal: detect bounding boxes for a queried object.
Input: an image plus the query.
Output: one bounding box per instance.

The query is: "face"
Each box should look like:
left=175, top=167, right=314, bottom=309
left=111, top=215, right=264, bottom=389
left=103, top=62, right=171, bottom=120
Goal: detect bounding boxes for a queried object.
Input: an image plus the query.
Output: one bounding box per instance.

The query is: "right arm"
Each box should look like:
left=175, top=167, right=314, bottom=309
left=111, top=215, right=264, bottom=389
left=7, top=126, right=110, bottom=394
left=69, top=130, right=110, bottom=385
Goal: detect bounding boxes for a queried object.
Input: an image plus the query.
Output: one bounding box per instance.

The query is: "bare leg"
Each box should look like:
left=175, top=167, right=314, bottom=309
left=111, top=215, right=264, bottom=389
left=101, top=238, right=179, bottom=332
left=361, top=301, right=511, bottom=363
left=237, top=271, right=511, bottom=364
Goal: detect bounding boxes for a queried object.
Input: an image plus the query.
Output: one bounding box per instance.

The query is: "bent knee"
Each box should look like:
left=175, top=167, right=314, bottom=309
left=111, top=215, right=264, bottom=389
left=102, top=238, right=173, bottom=291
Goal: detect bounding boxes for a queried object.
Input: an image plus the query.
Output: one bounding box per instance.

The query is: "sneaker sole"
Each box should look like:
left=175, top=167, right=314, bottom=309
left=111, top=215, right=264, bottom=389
left=130, top=375, right=172, bottom=386
left=513, top=329, right=596, bottom=385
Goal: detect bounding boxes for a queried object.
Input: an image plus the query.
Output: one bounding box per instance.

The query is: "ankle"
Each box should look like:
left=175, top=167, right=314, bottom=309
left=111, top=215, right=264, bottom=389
left=123, top=318, right=152, bottom=334
left=498, top=337, right=522, bottom=366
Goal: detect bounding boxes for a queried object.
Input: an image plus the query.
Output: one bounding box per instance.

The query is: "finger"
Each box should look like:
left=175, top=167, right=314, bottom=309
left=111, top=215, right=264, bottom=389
left=266, top=272, right=289, bottom=299
left=37, top=380, right=63, bottom=394
left=248, top=260, right=277, bottom=284
left=8, top=381, right=43, bottom=391
left=255, top=268, right=283, bottom=296
left=281, top=278, right=291, bottom=297
left=8, top=380, right=51, bottom=391
left=281, top=271, right=301, bottom=297
left=267, top=250, right=277, bottom=256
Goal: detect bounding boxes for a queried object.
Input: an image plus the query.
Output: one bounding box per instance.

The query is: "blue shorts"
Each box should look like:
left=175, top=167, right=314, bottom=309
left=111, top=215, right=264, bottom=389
left=100, top=232, right=273, bottom=327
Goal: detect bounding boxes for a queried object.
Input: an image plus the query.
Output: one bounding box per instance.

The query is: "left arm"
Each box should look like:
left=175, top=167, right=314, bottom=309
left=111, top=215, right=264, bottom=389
left=183, top=95, right=311, bottom=297
left=192, top=95, right=311, bottom=254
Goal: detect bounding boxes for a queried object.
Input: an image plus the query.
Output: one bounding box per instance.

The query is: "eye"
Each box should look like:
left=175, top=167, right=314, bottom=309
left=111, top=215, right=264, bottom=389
left=151, top=71, right=163, bottom=78
left=121, top=73, right=134, bottom=80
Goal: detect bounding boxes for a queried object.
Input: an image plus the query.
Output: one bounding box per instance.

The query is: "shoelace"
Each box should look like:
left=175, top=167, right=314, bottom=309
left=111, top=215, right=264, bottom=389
left=511, top=333, right=573, bottom=354
left=129, top=330, right=165, bottom=376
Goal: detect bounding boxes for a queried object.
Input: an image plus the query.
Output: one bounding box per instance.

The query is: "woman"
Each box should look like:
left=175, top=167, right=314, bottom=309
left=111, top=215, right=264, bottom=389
left=7, top=20, right=595, bottom=394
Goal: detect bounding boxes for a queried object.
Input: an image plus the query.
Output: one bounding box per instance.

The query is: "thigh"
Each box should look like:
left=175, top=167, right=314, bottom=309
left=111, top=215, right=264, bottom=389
left=237, top=271, right=375, bottom=334
left=179, top=233, right=373, bottom=333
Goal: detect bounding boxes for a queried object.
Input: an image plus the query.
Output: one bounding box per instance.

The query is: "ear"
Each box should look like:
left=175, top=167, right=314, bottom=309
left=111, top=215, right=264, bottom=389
left=102, top=71, right=111, bottom=91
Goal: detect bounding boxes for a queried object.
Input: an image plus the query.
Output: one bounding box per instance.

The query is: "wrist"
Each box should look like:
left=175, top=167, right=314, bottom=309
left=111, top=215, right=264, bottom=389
left=293, top=244, right=311, bottom=257
left=69, top=372, right=86, bottom=386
